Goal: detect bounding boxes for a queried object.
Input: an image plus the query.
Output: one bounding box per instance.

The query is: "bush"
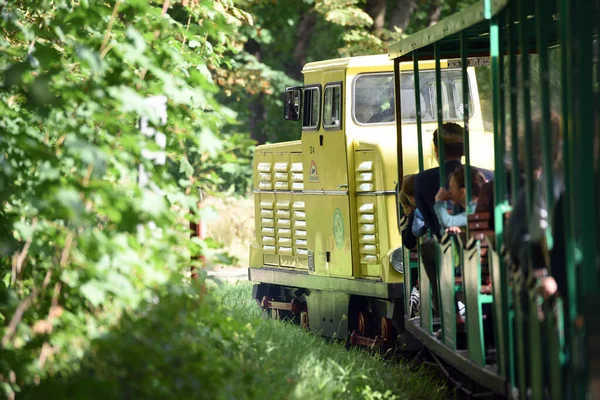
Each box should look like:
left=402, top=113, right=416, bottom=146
left=0, top=1, right=253, bottom=397
left=22, top=281, right=445, bottom=400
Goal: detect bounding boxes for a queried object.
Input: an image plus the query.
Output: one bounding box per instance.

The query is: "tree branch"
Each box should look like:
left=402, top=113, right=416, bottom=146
left=100, top=0, right=122, bottom=55
left=12, top=217, right=38, bottom=285
left=1, top=270, right=52, bottom=348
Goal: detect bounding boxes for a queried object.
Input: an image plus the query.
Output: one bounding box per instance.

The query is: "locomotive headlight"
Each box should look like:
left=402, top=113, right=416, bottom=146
left=390, top=247, right=404, bottom=274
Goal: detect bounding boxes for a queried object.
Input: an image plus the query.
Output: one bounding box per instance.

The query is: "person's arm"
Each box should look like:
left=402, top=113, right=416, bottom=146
left=505, top=189, right=527, bottom=266
left=402, top=213, right=417, bottom=250
left=412, top=209, right=426, bottom=237
left=434, top=201, right=467, bottom=230
left=414, top=174, right=437, bottom=235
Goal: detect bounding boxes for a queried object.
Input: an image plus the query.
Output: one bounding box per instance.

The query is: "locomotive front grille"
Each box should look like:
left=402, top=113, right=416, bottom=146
left=292, top=201, right=308, bottom=257
left=258, top=195, right=277, bottom=260
left=257, top=162, right=272, bottom=191
left=356, top=202, right=379, bottom=265
left=354, top=154, right=380, bottom=269
left=355, top=161, right=375, bottom=194
left=291, top=162, right=303, bottom=191
left=254, top=151, right=305, bottom=268
left=274, top=162, right=290, bottom=191
left=275, top=200, right=292, bottom=256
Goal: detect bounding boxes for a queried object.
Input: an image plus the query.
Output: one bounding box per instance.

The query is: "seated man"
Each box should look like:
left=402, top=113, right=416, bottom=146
left=414, top=123, right=492, bottom=316
left=414, top=122, right=466, bottom=240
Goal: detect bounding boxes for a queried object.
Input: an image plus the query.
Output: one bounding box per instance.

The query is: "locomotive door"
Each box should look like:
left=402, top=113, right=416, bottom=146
left=301, top=70, right=353, bottom=278
left=301, top=84, right=326, bottom=276
left=320, top=75, right=353, bottom=278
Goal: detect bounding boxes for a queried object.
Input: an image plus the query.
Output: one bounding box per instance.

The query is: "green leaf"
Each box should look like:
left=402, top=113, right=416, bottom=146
left=76, top=45, right=104, bottom=72
left=13, top=219, right=36, bottom=241
left=140, top=190, right=166, bottom=216
left=107, top=85, right=148, bottom=115
left=3, top=62, right=29, bottom=88
left=80, top=280, right=107, bottom=307
left=61, top=269, right=80, bottom=288
left=105, top=271, right=135, bottom=300
left=198, top=127, right=223, bottom=157
left=179, top=157, right=194, bottom=177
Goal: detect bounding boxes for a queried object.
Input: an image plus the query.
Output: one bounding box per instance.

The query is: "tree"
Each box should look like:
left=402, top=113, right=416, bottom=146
left=0, top=0, right=252, bottom=396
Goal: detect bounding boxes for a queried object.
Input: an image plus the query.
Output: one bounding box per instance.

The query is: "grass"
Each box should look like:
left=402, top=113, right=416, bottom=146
left=28, top=276, right=446, bottom=399
left=200, top=195, right=447, bottom=398
left=210, top=279, right=447, bottom=400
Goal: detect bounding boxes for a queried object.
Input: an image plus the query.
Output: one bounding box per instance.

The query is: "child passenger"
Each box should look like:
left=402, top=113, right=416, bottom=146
left=399, top=174, right=427, bottom=250
left=399, top=174, right=425, bottom=318
left=401, top=174, right=427, bottom=237
left=434, top=166, right=486, bottom=237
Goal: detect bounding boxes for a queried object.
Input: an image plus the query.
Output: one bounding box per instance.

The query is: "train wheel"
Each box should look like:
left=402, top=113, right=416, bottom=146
left=357, top=312, right=367, bottom=335
left=380, top=317, right=395, bottom=342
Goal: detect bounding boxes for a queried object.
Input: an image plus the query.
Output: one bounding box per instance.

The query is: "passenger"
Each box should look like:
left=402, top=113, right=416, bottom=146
left=399, top=190, right=417, bottom=249
left=433, top=166, right=486, bottom=237
left=399, top=175, right=425, bottom=318
left=505, top=113, right=563, bottom=272
left=368, top=81, right=395, bottom=123
left=414, top=123, right=465, bottom=316
left=400, top=174, right=427, bottom=245
left=504, top=114, right=566, bottom=392
left=414, top=122, right=466, bottom=238
left=416, top=123, right=492, bottom=316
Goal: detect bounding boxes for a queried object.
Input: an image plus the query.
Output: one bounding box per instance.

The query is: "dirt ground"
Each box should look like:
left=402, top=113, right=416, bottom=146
left=207, top=266, right=249, bottom=282
left=202, top=195, right=254, bottom=269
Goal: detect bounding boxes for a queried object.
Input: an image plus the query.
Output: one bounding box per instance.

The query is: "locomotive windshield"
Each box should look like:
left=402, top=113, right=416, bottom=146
left=353, top=70, right=471, bottom=125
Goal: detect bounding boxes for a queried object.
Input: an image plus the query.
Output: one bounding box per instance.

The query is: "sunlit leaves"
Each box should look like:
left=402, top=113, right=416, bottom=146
left=0, top=0, right=255, bottom=396
left=317, top=5, right=373, bottom=28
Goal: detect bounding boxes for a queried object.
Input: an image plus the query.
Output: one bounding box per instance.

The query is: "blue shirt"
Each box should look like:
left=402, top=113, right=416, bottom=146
left=411, top=208, right=427, bottom=237
left=433, top=200, right=477, bottom=237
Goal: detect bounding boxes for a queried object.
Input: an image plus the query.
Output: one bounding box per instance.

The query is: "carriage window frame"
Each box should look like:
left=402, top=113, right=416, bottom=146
left=302, top=84, right=321, bottom=131
left=352, top=69, right=474, bottom=126
left=323, top=82, right=343, bottom=131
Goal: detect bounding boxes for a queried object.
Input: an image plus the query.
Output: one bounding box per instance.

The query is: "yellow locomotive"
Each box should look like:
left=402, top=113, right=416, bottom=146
left=248, top=53, right=494, bottom=343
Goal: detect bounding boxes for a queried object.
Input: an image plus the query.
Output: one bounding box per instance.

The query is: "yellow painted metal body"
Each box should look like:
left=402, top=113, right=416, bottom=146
left=249, top=54, right=494, bottom=284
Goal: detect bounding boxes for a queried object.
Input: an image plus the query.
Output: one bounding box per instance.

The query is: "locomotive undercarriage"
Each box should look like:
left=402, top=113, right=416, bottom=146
left=250, top=268, right=420, bottom=352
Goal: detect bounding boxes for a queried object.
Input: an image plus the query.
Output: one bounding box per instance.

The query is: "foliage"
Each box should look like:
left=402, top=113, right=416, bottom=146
left=28, top=281, right=446, bottom=399
left=405, top=0, right=481, bottom=35
left=0, top=0, right=254, bottom=397
left=216, top=0, right=401, bottom=144
left=23, top=280, right=258, bottom=399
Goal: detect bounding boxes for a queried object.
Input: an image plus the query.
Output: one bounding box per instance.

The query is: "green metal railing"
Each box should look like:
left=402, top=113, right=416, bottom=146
left=392, top=0, right=599, bottom=396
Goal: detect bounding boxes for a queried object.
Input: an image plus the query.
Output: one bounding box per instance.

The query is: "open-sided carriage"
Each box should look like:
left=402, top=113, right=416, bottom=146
left=390, top=0, right=599, bottom=397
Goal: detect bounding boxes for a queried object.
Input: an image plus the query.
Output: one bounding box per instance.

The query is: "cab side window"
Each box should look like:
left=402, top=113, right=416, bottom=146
left=303, top=86, right=321, bottom=130
left=323, top=83, right=342, bottom=130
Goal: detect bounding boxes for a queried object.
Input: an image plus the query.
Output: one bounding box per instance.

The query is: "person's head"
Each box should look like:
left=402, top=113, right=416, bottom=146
left=399, top=190, right=414, bottom=215
left=432, top=123, right=465, bottom=162
left=401, top=174, right=416, bottom=205
left=448, top=166, right=486, bottom=206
